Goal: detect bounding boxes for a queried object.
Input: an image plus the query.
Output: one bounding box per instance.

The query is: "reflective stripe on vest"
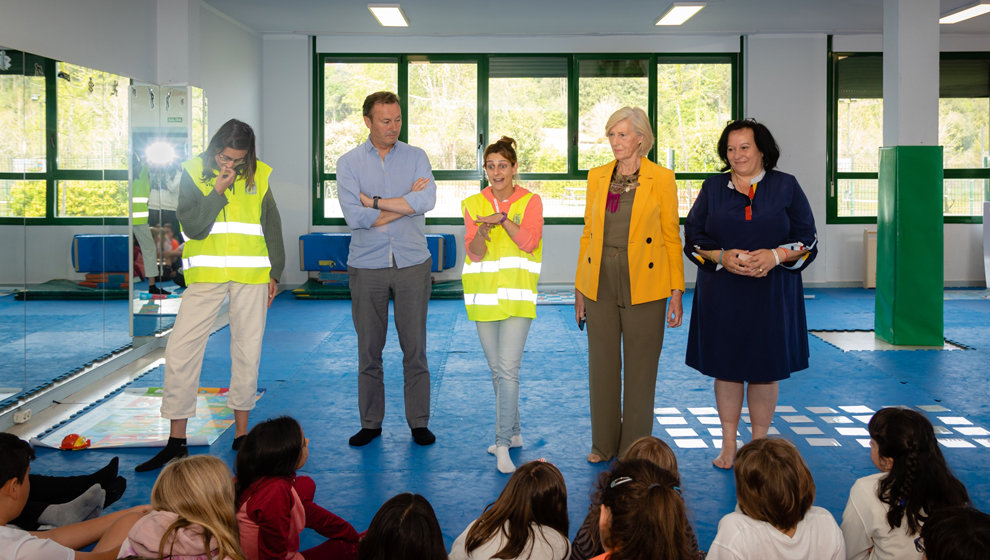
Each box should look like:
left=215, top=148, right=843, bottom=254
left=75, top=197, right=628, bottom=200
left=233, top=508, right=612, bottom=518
left=180, top=157, right=272, bottom=285
left=132, top=166, right=151, bottom=226
left=461, top=190, right=542, bottom=321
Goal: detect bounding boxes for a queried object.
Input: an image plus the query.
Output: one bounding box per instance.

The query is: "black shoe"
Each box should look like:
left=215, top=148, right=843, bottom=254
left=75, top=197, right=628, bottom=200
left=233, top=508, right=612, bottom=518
left=135, top=439, right=188, bottom=472
left=232, top=435, right=246, bottom=451
left=411, top=427, right=435, bottom=446
left=102, top=476, right=127, bottom=508
left=348, top=428, right=382, bottom=447
left=148, top=285, right=171, bottom=295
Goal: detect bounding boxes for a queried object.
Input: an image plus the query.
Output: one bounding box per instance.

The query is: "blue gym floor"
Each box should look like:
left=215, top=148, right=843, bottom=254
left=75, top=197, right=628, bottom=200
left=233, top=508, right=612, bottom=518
left=22, top=288, right=990, bottom=551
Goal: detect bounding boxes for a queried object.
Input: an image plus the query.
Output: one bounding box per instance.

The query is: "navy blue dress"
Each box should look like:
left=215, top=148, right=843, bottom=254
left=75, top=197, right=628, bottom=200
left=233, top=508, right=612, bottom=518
left=684, top=170, right=818, bottom=382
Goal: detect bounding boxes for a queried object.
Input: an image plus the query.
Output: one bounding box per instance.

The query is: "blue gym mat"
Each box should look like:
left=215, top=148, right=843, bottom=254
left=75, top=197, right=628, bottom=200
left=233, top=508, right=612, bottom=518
left=23, top=288, right=990, bottom=551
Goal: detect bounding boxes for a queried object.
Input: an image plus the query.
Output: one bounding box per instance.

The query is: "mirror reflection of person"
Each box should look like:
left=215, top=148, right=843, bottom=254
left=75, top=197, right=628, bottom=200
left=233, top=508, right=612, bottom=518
left=135, top=119, right=284, bottom=472
left=337, top=91, right=437, bottom=448
left=683, top=119, right=817, bottom=470
left=132, top=163, right=168, bottom=295
left=574, top=107, right=685, bottom=464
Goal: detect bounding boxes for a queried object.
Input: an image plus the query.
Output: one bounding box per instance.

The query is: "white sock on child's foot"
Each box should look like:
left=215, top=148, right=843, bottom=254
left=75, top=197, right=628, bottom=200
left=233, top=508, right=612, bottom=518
left=494, top=445, right=515, bottom=474
left=487, top=435, right=523, bottom=455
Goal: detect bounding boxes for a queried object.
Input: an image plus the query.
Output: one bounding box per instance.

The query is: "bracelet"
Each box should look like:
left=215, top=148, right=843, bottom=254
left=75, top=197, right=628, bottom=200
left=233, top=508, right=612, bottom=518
left=499, top=212, right=507, bottom=224
left=717, top=250, right=724, bottom=266
left=372, top=196, right=381, bottom=210
left=772, top=248, right=781, bottom=266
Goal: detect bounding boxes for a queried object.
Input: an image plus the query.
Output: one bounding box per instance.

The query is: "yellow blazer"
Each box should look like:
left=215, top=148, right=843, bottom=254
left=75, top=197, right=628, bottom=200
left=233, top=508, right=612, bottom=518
left=575, top=157, right=685, bottom=305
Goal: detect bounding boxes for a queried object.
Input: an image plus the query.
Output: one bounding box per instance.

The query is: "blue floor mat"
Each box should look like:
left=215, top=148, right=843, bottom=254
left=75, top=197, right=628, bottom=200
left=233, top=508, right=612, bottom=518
left=25, top=288, right=990, bottom=551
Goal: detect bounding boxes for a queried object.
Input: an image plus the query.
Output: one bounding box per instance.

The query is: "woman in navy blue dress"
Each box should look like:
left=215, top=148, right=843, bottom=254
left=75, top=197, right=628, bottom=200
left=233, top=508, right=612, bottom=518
left=684, top=119, right=818, bottom=469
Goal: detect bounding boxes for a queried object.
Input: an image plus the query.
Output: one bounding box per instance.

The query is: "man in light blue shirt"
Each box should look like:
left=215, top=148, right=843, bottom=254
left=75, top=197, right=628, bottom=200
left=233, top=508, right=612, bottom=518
left=338, top=91, right=437, bottom=447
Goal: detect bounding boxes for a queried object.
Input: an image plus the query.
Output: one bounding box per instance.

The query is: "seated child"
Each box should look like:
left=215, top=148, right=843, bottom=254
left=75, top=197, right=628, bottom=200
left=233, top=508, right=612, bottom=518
left=918, top=506, right=990, bottom=560
left=118, top=455, right=243, bottom=560
left=708, top=438, right=844, bottom=560
left=0, top=433, right=148, bottom=560
left=841, top=407, right=970, bottom=560
left=593, top=458, right=698, bottom=560
left=358, top=493, right=446, bottom=560
left=571, top=436, right=702, bottom=560
left=450, top=460, right=569, bottom=560
left=236, top=417, right=360, bottom=560
left=13, top=457, right=125, bottom=531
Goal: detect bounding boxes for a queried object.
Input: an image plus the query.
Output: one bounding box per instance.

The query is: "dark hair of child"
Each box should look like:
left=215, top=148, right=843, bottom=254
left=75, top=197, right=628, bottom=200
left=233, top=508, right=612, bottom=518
left=234, top=416, right=303, bottom=501
left=920, top=506, right=990, bottom=560
left=0, top=433, right=34, bottom=486
left=598, top=458, right=696, bottom=560
left=358, top=493, right=447, bottom=560
left=465, top=460, right=569, bottom=558
left=869, top=407, right=970, bottom=533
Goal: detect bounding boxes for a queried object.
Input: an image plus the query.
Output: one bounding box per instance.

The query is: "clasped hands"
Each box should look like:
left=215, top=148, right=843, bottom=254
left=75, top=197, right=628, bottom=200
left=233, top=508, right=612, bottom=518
left=720, top=248, right=779, bottom=278
left=359, top=177, right=430, bottom=208
left=473, top=212, right=505, bottom=241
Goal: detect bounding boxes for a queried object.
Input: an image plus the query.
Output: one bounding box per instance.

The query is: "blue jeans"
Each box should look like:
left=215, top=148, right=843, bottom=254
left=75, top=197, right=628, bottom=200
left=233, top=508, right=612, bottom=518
left=475, top=316, right=533, bottom=447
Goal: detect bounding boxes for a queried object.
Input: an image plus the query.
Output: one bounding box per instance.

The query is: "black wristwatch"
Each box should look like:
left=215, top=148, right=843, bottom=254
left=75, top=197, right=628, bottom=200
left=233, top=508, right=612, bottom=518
left=372, top=196, right=381, bottom=209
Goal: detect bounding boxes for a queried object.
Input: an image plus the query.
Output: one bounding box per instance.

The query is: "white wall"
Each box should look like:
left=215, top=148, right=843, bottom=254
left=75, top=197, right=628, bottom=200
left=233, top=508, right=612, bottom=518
left=0, top=0, right=157, bottom=82
left=261, top=35, right=311, bottom=285
left=198, top=4, right=262, bottom=135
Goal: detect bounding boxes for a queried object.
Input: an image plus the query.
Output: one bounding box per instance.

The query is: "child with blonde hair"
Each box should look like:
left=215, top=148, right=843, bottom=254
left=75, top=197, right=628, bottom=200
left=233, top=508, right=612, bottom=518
left=118, top=455, right=244, bottom=560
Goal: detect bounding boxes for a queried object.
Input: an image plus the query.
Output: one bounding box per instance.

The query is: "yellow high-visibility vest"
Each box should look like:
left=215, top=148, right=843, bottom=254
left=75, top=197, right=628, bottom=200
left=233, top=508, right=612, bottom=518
left=180, top=157, right=272, bottom=285
left=132, top=166, right=150, bottom=226
left=461, top=191, right=542, bottom=321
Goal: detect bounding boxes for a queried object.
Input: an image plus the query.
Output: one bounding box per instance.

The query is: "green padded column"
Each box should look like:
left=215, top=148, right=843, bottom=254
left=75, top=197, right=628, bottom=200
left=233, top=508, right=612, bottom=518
left=874, top=145, right=944, bottom=345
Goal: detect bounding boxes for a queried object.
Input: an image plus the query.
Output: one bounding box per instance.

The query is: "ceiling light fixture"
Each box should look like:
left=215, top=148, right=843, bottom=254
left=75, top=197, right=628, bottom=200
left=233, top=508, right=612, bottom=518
left=655, top=1, right=705, bottom=26
left=368, top=4, right=408, bottom=27
left=940, top=1, right=990, bottom=24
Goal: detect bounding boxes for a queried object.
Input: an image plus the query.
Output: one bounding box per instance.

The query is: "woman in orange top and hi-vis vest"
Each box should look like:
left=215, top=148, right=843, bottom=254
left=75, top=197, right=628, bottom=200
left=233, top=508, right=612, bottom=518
left=575, top=107, right=685, bottom=464
left=461, top=136, right=543, bottom=474
left=136, top=119, right=284, bottom=472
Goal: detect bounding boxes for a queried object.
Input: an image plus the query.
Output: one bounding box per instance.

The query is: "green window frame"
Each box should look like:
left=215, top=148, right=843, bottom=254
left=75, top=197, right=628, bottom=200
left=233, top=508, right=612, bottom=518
left=313, top=45, right=740, bottom=226
left=0, top=50, right=129, bottom=225
left=827, top=39, right=990, bottom=224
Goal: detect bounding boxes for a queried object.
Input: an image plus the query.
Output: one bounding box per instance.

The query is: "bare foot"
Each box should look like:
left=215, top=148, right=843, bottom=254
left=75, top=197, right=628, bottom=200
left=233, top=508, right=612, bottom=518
left=712, top=450, right=735, bottom=469
left=587, top=452, right=605, bottom=463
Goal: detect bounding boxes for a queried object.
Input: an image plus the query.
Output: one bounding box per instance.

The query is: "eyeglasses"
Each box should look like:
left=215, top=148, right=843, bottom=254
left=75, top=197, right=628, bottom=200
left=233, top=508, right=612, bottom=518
left=216, top=153, right=246, bottom=167
left=914, top=536, right=925, bottom=553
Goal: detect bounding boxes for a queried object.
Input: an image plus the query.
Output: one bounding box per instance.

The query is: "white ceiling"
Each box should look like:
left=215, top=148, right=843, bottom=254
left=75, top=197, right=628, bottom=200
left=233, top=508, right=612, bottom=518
left=201, top=0, right=990, bottom=37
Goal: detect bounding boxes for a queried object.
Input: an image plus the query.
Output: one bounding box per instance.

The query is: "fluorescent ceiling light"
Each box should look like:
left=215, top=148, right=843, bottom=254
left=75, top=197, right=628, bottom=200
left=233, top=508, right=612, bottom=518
left=656, top=1, right=705, bottom=26
left=368, top=4, right=408, bottom=27
left=940, top=1, right=990, bottom=24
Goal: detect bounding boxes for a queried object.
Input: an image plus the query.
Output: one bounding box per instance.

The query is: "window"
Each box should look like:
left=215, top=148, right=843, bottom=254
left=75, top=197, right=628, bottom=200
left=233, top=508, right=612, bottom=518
left=657, top=57, right=734, bottom=218
left=315, top=52, right=739, bottom=224
left=828, top=50, right=990, bottom=222
left=0, top=49, right=130, bottom=223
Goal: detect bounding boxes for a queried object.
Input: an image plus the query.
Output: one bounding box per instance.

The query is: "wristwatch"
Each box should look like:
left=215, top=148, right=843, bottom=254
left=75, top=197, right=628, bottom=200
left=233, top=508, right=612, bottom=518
left=372, top=196, right=381, bottom=209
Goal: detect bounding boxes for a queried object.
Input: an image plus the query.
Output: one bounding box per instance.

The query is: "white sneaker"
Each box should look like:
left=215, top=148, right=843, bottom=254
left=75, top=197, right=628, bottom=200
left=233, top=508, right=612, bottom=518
left=487, top=435, right=523, bottom=455
left=494, top=445, right=516, bottom=474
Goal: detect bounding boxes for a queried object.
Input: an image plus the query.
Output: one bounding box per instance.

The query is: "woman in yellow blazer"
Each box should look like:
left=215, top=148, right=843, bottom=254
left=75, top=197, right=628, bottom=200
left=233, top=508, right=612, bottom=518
left=574, top=107, right=685, bottom=463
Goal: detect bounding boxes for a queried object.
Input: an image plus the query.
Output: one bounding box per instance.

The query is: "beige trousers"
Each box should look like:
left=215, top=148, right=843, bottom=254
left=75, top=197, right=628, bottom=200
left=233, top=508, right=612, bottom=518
left=161, top=281, right=268, bottom=419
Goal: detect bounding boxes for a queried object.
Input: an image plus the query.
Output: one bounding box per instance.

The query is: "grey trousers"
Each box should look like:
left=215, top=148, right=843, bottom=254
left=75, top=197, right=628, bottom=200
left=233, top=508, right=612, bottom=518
left=348, top=258, right=432, bottom=429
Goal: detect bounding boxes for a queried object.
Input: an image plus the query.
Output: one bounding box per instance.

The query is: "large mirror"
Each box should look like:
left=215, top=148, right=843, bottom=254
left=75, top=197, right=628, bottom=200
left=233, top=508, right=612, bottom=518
left=0, top=44, right=178, bottom=408
left=130, top=84, right=207, bottom=337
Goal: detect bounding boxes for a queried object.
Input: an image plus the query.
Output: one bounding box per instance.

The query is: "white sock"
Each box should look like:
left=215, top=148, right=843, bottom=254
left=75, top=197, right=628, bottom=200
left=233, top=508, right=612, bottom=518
left=487, top=434, right=523, bottom=455
left=494, top=445, right=515, bottom=474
